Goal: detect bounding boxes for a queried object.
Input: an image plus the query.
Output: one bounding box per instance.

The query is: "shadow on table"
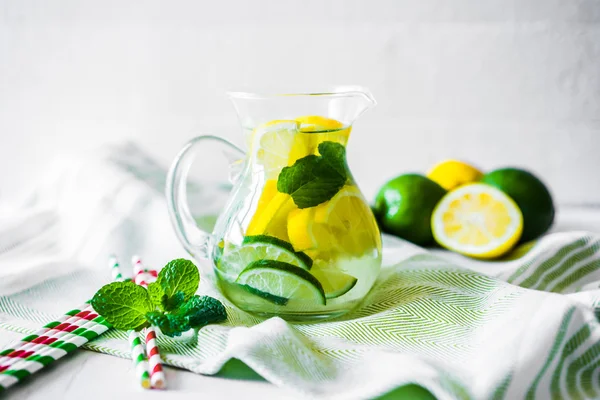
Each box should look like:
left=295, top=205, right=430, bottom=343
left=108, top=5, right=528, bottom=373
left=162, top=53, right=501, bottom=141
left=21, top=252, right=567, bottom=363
left=216, top=359, right=436, bottom=399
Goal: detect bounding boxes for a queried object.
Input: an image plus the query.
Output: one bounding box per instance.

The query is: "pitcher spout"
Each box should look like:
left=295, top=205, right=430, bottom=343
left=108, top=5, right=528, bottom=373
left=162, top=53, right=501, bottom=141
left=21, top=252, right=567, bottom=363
left=330, top=86, right=377, bottom=124
left=227, top=87, right=376, bottom=130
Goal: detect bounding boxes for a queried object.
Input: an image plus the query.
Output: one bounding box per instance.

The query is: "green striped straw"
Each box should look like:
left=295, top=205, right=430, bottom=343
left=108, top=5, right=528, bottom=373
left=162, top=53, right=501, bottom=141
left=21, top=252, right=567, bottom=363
left=0, top=303, right=93, bottom=366
left=109, top=255, right=151, bottom=389
left=0, top=306, right=97, bottom=371
left=128, top=331, right=151, bottom=389
left=0, top=304, right=111, bottom=391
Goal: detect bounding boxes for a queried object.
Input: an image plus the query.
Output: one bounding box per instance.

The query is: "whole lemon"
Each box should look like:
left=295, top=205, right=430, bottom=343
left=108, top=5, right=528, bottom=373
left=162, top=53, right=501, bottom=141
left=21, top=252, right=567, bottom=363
left=426, top=159, right=483, bottom=191
left=374, top=174, right=446, bottom=245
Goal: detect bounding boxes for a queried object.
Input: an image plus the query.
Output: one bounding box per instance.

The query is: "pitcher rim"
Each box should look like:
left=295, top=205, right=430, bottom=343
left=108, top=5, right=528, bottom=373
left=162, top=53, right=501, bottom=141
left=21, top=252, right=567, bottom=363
left=227, top=90, right=376, bottom=104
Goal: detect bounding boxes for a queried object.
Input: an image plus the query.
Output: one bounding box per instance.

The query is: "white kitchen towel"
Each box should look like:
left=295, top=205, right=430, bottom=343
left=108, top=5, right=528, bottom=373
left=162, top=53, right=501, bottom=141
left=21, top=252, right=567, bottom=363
left=0, top=143, right=599, bottom=399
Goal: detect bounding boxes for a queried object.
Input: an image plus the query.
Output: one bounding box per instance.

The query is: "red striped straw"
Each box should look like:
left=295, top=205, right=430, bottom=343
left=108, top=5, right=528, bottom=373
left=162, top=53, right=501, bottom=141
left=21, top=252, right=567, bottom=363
left=109, top=255, right=151, bottom=390
left=132, top=255, right=166, bottom=390
left=0, top=303, right=94, bottom=367
left=0, top=304, right=110, bottom=390
left=0, top=307, right=97, bottom=371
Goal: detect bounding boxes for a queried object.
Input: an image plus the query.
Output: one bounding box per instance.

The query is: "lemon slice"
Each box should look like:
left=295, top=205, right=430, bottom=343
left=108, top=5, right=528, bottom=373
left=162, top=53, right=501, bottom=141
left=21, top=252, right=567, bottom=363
left=288, top=186, right=380, bottom=256
left=315, top=186, right=380, bottom=255
left=431, top=183, right=523, bottom=259
left=287, top=207, right=335, bottom=253
left=251, top=120, right=310, bottom=179
left=295, top=115, right=351, bottom=150
left=296, top=115, right=344, bottom=132
left=246, top=179, right=296, bottom=241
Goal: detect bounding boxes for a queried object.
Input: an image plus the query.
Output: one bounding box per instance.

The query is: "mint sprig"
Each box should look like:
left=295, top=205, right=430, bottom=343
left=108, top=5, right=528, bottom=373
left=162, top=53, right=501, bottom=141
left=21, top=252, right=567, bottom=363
left=91, top=259, right=227, bottom=337
left=277, top=141, right=348, bottom=209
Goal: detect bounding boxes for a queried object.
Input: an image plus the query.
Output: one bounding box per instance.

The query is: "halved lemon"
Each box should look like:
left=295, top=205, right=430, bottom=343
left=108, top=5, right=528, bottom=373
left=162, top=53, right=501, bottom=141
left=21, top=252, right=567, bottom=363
left=431, top=183, right=523, bottom=259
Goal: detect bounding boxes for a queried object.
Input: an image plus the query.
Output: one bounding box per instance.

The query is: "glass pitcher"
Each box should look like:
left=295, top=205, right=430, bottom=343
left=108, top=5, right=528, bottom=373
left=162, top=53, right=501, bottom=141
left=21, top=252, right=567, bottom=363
left=166, top=89, right=382, bottom=320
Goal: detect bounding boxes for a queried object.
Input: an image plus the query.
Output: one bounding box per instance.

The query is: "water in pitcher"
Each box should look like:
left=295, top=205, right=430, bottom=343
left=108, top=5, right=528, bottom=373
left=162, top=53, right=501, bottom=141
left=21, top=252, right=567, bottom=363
left=212, top=116, right=381, bottom=320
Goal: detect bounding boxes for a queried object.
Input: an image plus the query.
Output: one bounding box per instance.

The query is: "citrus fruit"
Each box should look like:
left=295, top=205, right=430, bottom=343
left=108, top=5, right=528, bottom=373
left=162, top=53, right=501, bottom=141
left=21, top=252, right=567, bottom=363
left=431, top=183, right=523, bottom=259
left=287, top=207, right=334, bottom=252
left=242, top=235, right=313, bottom=268
left=246, top=179, right=296, bottom=241
left=296, top=115, right=344, bottom=132
left=250, top=120, right=311, bottom=179
left=217, top=238, right=310, bottom=280
left=236, top=260, right=326, bottom=305
left=310, top=268, right=357, bottom=299
left=374, top=174, right=446, bottom=245
left=481, top=168, right=554, bottom=242
left=426, top=159, right=484, bottom=191
left=295, top=115, right=351, bottom=150
left=287, top=186, right=380, bottom=256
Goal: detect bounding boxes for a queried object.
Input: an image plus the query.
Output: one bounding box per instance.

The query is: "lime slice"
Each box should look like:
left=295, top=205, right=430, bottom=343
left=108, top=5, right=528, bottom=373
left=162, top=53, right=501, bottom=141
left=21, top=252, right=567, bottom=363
left=239, top=284, right=289, bottom=305
left=218, top=239, right=310, bottom=280
left=431, top=183, right=523, bottom=259
left=236, top=260, right=326, bottom=306
left=243, top=235, right=313, bottom=268
left=310, top=268, right=357, bottom=299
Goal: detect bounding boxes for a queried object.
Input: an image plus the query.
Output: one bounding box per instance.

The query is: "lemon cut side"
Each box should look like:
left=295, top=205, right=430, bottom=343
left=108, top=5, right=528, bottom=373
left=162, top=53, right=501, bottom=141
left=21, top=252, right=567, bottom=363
left=288, top=186, right=380, bottom=257
left=431, top=183, right=523, bottom=259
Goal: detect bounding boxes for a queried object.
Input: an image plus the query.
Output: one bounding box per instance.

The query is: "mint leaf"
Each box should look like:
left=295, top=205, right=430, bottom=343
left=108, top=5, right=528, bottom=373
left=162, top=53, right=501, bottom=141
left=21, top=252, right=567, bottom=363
left=318, top=141, right=347, bottom=178
left=147, top=282, right=165, bottom=311
left=146, top=311, right=190, bottom=337
left=156, top=259, right=200, bottom=301
left=146, top=295, right=226, bottom=336
left=277, top=142, right=347, bottom=209
left=91, top=281, right=153, bottom=330
left=162, top=291, right=185, bottom=311
left=178, top=295, right=227, bottom=329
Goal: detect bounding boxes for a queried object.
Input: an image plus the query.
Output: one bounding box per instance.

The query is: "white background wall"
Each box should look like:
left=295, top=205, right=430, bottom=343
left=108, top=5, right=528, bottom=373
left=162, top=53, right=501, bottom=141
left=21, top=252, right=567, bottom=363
left=1, top=0, right=599, bottom=205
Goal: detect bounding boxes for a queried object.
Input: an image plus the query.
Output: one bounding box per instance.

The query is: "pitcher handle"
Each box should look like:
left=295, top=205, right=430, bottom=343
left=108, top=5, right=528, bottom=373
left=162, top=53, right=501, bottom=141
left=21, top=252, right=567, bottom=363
left=166, top=135, right=245, bottom=259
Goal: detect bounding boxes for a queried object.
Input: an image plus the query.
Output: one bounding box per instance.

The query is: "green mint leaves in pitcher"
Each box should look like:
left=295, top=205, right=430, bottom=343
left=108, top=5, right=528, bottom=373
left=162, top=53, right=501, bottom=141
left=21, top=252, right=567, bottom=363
left=167, top=89, right=382, bottom=320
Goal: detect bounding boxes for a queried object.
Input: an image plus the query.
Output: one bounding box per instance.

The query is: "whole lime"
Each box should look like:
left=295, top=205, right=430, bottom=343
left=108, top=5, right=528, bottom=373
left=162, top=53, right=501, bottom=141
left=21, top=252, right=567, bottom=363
left=374, top=174, right=446, bottom=245
left=481, top=168, right=554, bottom=242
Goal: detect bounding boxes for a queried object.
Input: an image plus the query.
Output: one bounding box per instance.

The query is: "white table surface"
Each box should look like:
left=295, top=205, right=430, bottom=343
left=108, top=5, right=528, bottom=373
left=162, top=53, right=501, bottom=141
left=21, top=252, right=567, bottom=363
left=3, top=206, right=600, bottom=400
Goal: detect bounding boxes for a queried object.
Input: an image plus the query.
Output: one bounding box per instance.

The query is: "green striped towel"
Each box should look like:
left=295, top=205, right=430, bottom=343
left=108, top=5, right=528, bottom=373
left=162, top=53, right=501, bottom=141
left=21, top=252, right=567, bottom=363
left=0, top=144, right=599, bottom=399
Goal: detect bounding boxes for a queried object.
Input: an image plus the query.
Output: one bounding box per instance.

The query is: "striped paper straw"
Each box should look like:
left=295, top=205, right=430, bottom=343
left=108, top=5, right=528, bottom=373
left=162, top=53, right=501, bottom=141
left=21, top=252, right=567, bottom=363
left=109, top=256, right=151, bottom=390
left=132, top=255, right=166, bottom=390
left=1, top=313, right=109, bottom=369
left=128, top=331, right=151, bottom=389
left=0, top=304, right=111, bottom=391
left=109, top=254, right=124, bottom=282
left=0, top=306, right=97, bottom=371
left=0, top=303, right=93, bottom=366
left=132, top=256, right=157, bottom=287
